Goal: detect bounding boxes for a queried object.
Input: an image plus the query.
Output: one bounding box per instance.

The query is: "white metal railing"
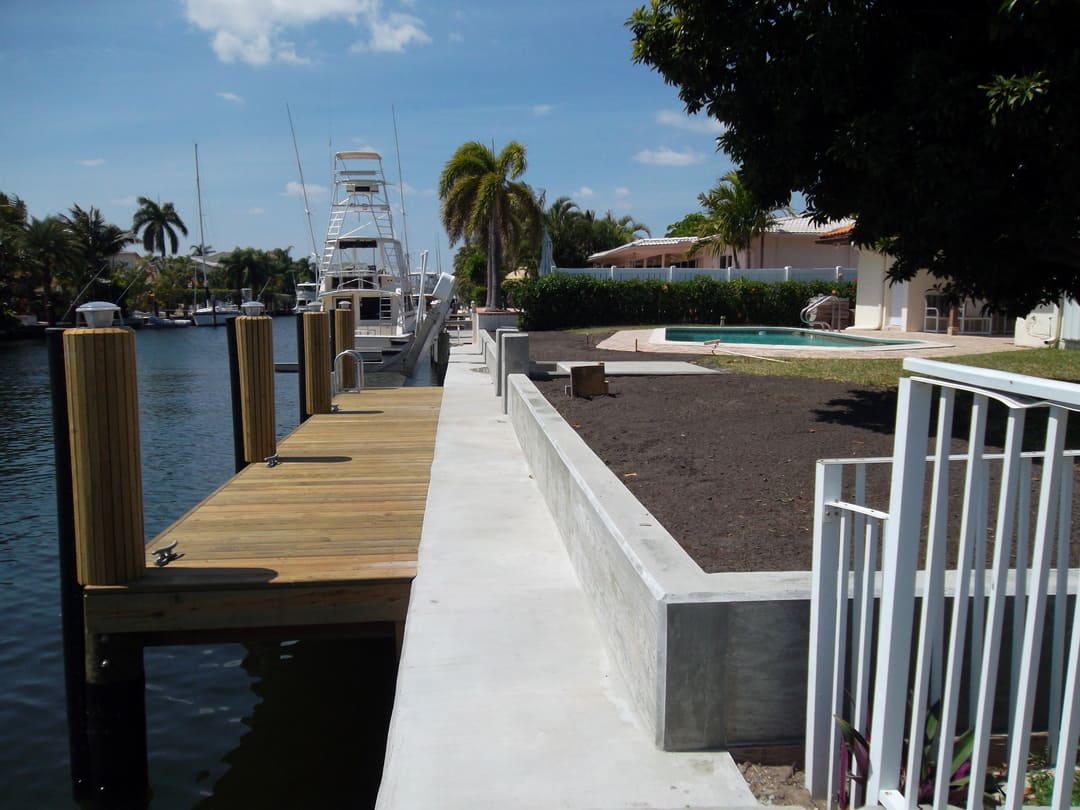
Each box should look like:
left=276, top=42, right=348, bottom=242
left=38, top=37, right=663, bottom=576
left=806, top=358, right=1080, bottom=810
left=554, top=265, right=854, bottom=284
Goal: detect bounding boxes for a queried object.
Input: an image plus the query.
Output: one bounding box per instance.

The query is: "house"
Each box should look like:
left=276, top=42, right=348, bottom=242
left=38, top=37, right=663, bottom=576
left=817, top=225, right=1071, bottom=341
left=585, top=216, right=858, bottom=272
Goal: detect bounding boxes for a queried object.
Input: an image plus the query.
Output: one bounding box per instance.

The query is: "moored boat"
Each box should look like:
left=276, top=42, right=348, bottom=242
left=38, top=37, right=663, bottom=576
left=314, top=151, right=418, bottom=335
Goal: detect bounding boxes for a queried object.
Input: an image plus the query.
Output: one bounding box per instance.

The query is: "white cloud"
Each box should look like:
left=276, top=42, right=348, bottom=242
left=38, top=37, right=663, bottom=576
left=614, top=187, right=630, bottom=199
left=283, top=181, right=328, bottom=198
left=575, top=186, right=594, bottom=199
left=532, top=104, right=553, bottom=117
left=632, top=146, right=705, bottom=167
left=402, top=182, right=436, bottom=198
left=111, top=196, right=137, bottom=206
left=78, top=159, right=105, bottom=167
left=448, top=31, right=463, bottom=43
left=249, top=207, right=266, bottom=215
left=217, top=91, right=243, bottom=103
left=183, top=0, right=429, bottom=66
left=655, top=109, right=725, bottom=135
left=352, top=11, right=431, bottom=53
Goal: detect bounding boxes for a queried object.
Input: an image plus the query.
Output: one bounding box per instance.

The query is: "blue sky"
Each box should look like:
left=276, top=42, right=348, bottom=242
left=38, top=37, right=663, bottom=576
left=1, top=0, right=734, bottom=272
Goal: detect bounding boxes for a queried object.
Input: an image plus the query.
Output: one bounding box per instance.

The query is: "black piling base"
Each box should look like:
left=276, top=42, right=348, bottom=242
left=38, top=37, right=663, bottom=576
left=82, top=633, right=149, bottom=809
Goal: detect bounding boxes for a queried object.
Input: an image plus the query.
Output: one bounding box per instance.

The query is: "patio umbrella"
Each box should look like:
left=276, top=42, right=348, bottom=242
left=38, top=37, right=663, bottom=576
left=539, top=229, right=554, bottom=276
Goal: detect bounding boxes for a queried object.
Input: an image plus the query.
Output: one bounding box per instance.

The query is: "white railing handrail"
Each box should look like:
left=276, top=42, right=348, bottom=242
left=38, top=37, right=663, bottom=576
left=806, top=360, right=1080, bottom=810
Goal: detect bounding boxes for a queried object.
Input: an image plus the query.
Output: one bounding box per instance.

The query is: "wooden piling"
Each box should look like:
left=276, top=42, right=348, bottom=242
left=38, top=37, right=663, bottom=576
left=63, top=327, right=144, bottom=586
left=303, top=311, right=332, bottom=415
left=60, top=326, right=149, bottom=805
left=47, top=329, right=91, bottom=800
left=296, top=311, right=309, bottom=423
left=234, top=315, right=277, bottom=465
left=83, top=632, right=148, bottom=805
left=334, top=307, right=357, bottom=390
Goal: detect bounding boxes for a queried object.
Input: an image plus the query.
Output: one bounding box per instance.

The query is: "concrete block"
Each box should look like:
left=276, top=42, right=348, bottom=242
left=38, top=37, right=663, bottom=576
left=501, top=333, right=529, bottom=414
left=494, top=327, right=518, bottom=394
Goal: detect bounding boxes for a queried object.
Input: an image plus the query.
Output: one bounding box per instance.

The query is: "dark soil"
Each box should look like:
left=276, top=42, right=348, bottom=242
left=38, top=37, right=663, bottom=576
left=527, top=330, right=1080, bottom=574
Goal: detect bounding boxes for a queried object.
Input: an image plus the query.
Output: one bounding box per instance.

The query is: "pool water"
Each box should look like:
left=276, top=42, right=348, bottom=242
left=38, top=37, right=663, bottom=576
left=665, top=326, right=922, bottom=348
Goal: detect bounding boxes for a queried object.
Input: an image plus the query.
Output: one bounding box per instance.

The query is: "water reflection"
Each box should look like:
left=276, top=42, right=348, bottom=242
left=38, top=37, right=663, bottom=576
left=0, top=320, right=394, bottom=808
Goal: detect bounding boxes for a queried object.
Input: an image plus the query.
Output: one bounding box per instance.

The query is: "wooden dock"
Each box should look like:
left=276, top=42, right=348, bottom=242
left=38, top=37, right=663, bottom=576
left=82, top=386, right=443, bottom=640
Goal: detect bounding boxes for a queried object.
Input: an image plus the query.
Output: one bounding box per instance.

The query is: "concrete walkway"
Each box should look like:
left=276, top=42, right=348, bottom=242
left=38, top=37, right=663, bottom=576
left=376, top=341, right=761, bottom=810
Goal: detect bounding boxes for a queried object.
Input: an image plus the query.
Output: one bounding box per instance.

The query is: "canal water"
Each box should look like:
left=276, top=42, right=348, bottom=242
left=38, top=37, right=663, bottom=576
left=0, top=319, right=396, bottom=808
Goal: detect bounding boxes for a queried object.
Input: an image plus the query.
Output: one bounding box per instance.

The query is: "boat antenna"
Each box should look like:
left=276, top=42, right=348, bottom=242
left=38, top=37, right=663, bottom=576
left=392, top=106, right=412, bottom=279
left=286, top=103, right=320, bottom=261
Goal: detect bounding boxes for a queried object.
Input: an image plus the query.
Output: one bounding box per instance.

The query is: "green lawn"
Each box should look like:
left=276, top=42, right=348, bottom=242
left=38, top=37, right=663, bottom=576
left=697, top=348, right=1080, bottom=389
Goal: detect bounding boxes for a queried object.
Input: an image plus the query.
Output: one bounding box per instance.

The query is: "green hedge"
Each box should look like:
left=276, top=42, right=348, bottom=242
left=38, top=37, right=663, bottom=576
left=506, top=273, right=856, bottom=331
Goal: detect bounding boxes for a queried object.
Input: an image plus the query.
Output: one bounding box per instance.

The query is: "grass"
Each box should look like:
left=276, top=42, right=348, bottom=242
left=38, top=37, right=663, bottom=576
left=697, top=348, right=1080, bottom=389
left=561, top=325, right=1080, bottom=388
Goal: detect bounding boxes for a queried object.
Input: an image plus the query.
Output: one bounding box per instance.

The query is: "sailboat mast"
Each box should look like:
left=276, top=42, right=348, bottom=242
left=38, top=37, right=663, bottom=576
left=194, top=143, right=208, bottom=291
left=287, top=103, right=320, bottom=261
left=392, top=106, right=412, bottom=288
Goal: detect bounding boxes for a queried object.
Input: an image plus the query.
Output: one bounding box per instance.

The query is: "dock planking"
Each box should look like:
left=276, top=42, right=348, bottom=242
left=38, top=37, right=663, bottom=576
left=83, top=386, right=443, bottom=638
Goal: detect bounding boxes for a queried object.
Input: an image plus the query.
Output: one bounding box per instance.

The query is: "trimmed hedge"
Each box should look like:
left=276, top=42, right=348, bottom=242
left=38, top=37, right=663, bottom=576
left=506, top=273, right=857, bottom=331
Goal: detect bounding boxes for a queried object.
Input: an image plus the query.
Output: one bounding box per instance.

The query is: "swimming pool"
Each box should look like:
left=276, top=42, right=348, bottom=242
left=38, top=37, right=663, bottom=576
left=664, top=326, right=927, bottom=349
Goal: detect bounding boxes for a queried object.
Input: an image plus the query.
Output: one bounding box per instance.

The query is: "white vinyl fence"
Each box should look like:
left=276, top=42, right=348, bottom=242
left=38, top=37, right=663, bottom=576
left=806, top=358, right=1079, bottom=810
left=551, top=265, right=854, bottom=284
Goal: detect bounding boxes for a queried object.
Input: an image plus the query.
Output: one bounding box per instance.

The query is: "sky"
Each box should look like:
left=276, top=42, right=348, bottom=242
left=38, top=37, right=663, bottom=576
left=0, top=0, right=736, bottom=273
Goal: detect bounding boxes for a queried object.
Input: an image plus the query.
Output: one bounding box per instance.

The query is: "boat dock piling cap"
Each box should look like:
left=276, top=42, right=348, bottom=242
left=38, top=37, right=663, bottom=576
left=76, top=301, right=120, bottom=328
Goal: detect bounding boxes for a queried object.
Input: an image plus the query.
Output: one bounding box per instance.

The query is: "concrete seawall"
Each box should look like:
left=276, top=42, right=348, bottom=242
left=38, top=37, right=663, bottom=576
left=506, top=372, right=814, bottom=750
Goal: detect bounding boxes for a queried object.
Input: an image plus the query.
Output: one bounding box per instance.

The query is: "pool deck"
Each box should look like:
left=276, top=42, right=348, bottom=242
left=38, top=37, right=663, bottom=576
left=599, top=327, right=1024, bottom=360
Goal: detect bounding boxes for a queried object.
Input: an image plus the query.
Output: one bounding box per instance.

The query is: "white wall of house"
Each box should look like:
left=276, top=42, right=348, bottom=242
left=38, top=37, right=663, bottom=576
left=759, top=235, right=857, bottom=269
left=852, top=251, right=937, bottom=331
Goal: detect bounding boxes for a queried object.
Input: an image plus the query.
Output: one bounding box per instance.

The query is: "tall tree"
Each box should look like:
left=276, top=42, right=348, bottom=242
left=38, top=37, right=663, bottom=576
left=132, top=197, right=188, bottom=258
left=693, top=171, right=788, bottom=268
left=21, top=216, right=78, bottom=326
left=439, top=141, right=542, bottom=308
left=629, top=1, right=1080, bottom=313
left=63, top=204, right=133, bottom=301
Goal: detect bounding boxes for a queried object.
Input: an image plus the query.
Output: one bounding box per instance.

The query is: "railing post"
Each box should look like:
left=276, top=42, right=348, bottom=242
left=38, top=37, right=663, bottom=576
left=806, top=461, right=843, bottom=799
left=867, top=377, right=933, bottom=803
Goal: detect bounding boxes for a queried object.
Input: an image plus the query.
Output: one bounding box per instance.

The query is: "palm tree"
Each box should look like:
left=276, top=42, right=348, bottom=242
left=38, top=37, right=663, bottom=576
left=438, top=141, right=542, bottom=308
left=22, top=216, right=79, bottom=326
left=132, top=197, right=188, bottom=258
left=693, top=170, right=789, bottom=268
left=63, top=204, right=133, bottom=296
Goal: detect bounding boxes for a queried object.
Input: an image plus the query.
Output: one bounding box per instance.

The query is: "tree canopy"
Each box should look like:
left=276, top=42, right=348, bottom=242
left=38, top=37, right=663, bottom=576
left=439, top=141, right=542, bottom=308
left=132, top=197, right=188, bottom=257
left=692, top=171, right=790, bottom=268
left=542, top=196, right=651, bottom=268
left=629, top=0, right=1080, bottom=313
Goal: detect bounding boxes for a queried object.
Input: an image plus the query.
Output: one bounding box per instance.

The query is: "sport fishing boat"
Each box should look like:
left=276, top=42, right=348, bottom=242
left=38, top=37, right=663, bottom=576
left=315, top=151, right=418, bottom=335
left=311, top=150, right=456, bottom=377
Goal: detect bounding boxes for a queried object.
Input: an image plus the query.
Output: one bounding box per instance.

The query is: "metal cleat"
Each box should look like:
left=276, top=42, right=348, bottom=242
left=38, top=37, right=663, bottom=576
left=153, top=540, right=182, bottom=567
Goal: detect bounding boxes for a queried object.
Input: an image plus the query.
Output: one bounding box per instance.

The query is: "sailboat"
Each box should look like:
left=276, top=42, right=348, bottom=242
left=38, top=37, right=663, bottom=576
left=189, top=144, right=239, bottom=327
